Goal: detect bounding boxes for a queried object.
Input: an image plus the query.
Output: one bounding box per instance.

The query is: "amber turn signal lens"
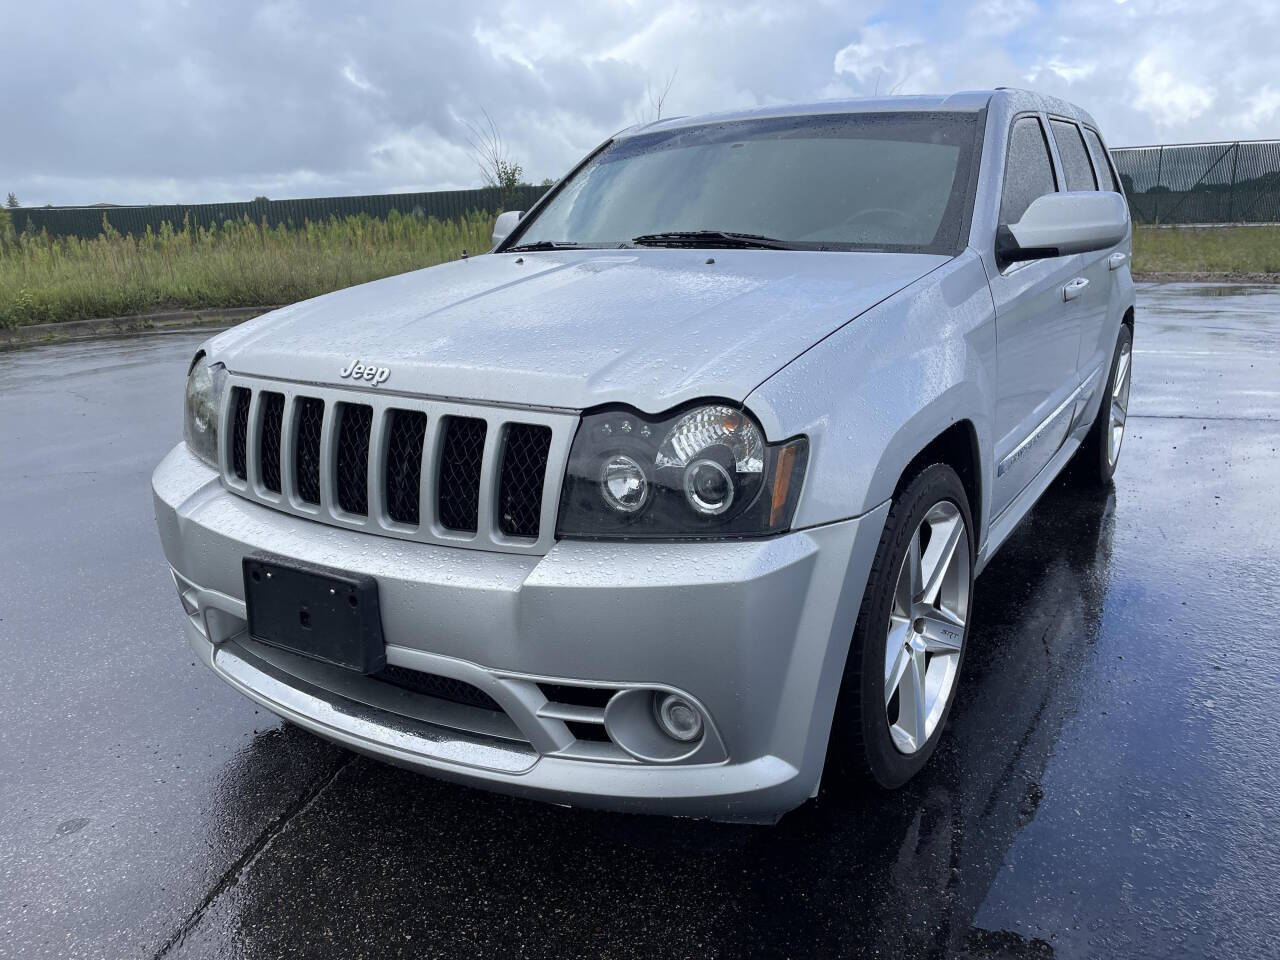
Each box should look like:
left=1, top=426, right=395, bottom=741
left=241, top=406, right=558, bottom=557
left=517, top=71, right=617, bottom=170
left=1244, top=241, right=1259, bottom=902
left=769, top=443, right=800, bottom=528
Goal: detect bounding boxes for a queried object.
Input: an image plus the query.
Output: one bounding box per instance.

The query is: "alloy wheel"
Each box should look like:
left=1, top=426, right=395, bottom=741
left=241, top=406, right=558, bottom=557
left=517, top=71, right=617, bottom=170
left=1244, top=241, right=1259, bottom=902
left=884, top=500, right=971, bottom=755
left=1108, top=340, right=1132, bottom=468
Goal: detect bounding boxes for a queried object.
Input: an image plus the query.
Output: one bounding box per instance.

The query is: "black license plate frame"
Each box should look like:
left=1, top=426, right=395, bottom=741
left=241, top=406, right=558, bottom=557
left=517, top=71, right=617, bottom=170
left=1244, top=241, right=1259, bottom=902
left=242, top=554, right=386, bottom=674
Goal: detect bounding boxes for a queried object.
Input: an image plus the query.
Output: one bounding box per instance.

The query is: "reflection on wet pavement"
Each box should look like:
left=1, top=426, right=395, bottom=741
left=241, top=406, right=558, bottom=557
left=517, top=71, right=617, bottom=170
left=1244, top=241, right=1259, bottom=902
left=1, top=284, right=1278, bottom=959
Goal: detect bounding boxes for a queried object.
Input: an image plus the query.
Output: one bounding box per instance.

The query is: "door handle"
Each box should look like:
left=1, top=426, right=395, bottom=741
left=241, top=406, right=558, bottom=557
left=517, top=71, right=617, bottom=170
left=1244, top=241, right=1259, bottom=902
left=1063, top=277, right=1089, bottom=302
left=1108, top=252, right=1127, bottom=271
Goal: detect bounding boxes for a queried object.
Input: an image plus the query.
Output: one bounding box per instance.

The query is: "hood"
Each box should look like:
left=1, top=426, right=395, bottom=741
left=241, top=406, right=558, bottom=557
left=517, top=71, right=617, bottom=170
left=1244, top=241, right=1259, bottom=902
left=209, top=248, right=948, bottom=412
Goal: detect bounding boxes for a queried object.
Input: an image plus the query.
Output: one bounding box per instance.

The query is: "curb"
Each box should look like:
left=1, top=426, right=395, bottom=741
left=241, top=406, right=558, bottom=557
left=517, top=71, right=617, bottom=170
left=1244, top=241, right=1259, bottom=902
left=1, top=306, right=282, bottom=351
left=1132, top=272, right=1280, bottom=285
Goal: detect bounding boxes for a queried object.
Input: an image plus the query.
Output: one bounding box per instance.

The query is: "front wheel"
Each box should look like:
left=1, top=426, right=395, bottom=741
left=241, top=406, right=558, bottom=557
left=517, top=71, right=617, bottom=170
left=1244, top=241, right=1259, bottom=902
left=831, top=463, right=974, bottom=789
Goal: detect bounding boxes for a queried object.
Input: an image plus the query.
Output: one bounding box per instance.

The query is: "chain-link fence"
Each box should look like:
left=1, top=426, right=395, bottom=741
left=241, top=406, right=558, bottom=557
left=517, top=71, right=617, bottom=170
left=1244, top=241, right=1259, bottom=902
left=5, top=185, right=548, bottom=240
left=1111, top=140, right=1280, bottom=225
left=7, top=140, right=1280, bottom=237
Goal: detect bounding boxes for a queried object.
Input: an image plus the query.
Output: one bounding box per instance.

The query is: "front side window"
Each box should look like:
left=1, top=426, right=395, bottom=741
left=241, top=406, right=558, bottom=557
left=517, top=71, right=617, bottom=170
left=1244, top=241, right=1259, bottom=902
left=1050, top=119, right=1098, bottom=191
left=1000, top=116, right=1058, bottom=224
left=1083, top=127, right=1120, bottom=193
left=509, top=112, right=983, bottom=255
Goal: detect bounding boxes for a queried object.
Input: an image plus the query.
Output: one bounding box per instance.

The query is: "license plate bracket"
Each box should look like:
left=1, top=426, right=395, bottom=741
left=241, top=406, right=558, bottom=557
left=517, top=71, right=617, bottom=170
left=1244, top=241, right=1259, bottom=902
left=242, top=555, right=386, bottom=674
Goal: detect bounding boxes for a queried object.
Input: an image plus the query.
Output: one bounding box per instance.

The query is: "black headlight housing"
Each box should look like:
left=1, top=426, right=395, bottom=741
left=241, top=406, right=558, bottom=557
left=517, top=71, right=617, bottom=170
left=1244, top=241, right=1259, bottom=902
left=556, top=403, right=807, bottom=540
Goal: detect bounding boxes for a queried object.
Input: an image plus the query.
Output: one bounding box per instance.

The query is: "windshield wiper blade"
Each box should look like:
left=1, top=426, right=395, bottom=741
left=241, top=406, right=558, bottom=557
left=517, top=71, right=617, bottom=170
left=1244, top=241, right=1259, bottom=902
left=506, top=240, right=584, bottom=252
left=630, top=230, right=795, bottom=250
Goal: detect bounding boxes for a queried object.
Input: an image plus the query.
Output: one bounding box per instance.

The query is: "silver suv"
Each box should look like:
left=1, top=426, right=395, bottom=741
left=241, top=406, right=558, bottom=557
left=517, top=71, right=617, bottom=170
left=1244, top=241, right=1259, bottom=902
left=154, top=88, right=1134, bottom=823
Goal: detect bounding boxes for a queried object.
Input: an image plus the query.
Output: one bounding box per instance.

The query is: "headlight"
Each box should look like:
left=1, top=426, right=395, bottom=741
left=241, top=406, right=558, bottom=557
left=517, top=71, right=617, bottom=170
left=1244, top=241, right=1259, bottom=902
left=557, top=403, right=807, bottom=539
left=183, top=353, right=227, bottom=468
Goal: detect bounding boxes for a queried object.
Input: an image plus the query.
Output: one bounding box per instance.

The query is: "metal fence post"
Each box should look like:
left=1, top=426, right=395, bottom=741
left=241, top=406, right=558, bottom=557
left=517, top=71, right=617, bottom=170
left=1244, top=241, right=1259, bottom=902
left=1226, top=142, right=1239, bottom=223
left=1154, top=146, right=1164, bottom=224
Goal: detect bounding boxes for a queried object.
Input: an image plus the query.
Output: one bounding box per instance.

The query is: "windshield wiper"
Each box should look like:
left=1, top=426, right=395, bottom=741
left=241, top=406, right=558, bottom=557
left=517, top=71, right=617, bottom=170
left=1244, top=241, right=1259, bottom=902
left=505, top=240, right=585, bottom=252
left=630, top=230, right=795, bottom=250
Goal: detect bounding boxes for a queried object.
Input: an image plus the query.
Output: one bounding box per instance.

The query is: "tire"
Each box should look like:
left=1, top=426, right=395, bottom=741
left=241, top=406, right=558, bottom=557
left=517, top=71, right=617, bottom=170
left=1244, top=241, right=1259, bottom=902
left=831, top=463, right=974, bottom=789
left=1075, top=324, right=1133, bottom=486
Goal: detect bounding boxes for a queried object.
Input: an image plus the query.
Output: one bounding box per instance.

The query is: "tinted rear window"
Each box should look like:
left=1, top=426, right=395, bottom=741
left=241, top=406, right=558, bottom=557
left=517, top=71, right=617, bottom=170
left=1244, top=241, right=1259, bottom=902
left=1051, top=119, right=1098, bottom=191
left=1001, top=117, right=1057, bottom=224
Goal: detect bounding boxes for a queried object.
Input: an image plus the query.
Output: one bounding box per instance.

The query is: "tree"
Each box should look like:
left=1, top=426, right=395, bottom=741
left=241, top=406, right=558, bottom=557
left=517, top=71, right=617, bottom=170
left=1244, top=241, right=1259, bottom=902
left=5, top=193, right=17, bottom=208
left=642, top=68, right=678, bottom=122
left=462, top=108, right=523, bottom=208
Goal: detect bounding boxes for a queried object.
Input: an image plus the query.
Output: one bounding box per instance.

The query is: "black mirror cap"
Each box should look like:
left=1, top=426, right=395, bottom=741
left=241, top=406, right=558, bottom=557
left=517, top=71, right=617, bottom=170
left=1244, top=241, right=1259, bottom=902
left=995, top=224, right=1059, bottom=268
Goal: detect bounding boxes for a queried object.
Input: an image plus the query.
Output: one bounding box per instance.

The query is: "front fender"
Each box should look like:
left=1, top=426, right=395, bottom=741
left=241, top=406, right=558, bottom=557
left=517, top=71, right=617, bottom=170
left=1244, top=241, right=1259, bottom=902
left=748, top=251, right=997, bottom=543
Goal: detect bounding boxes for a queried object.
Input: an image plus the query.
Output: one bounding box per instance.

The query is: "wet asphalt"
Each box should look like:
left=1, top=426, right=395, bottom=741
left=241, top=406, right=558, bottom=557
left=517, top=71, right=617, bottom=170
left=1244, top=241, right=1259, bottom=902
left=1, top=283, right=1278, bottom=959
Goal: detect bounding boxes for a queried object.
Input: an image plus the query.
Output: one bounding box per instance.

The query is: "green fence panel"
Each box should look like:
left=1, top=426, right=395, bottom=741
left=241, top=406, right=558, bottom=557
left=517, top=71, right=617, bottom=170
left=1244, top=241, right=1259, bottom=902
left=1111, top=140, right=1280, bottom=224
left=10, top=141, right=1278, bottom=237
left=8, top=184, right=548, bottom=240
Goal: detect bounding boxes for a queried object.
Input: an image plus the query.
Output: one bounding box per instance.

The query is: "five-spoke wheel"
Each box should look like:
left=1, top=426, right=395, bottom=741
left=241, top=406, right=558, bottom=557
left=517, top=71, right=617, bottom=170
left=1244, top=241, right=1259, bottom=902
left=832, top=462, right=975, bottom=788
left=884, top=500, right=971, bottom=755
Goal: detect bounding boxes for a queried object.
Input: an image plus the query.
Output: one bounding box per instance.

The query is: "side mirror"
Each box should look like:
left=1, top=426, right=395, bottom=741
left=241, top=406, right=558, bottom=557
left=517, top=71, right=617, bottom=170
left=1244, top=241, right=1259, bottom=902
left=491, top=210, right=523, bottom=250
left=997, top=191, right=1128, bottom=265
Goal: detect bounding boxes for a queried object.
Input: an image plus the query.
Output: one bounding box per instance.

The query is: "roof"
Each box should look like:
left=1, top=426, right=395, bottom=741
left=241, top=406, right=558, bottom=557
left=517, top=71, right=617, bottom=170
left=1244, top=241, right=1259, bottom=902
left=616, top=88, right=1100, bottom=139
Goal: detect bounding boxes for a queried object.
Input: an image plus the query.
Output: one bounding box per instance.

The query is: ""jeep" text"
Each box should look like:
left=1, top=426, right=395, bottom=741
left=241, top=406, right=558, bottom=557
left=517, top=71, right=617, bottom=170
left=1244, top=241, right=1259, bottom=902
left=339, top=359, right=390, bottom=386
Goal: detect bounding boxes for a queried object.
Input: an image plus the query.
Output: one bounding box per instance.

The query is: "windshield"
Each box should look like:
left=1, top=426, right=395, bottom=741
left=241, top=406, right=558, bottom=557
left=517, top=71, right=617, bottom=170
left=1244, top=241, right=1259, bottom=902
left=511, top=111, right=982, bottom=254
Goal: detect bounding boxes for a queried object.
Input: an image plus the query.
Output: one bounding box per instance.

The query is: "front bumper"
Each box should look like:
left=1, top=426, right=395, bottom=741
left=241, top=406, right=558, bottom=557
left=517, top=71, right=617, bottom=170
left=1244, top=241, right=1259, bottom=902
left=153, top=443, right=887, bottom=822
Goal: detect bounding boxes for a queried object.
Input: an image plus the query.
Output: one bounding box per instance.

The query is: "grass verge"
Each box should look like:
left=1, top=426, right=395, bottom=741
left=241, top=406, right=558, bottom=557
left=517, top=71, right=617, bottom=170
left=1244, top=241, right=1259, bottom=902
left=0, top=210, right=495, bottom=328
left=2, top=216, right=1276, bottom=328
left=1131, top=224, right=1280, bottom=276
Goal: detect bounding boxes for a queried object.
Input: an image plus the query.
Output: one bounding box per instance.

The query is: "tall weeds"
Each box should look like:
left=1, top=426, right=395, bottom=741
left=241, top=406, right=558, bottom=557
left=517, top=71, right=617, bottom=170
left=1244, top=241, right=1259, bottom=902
left=0, top=209, right=495, bottom=327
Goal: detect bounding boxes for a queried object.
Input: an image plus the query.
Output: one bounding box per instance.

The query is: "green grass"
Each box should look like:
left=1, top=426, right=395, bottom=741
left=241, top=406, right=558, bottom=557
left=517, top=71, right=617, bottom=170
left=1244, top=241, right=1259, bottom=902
left=3, top=214, right=1276, bottom=328
left=0, top=210, right=496, bottom=328
left=1131, top=224, right=1280, bottom=275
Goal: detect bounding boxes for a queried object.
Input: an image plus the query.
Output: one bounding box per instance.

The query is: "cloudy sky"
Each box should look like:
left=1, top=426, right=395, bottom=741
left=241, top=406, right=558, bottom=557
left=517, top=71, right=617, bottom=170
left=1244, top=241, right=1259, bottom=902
left=4, top=0, right=1277, bottom=207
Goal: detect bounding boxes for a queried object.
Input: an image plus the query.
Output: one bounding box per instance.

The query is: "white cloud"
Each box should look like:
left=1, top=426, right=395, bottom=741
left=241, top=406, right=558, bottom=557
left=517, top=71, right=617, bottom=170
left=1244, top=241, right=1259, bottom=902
left=970, top=0, right=1038, bottom=37
left=833, top=25, right=939, bottom=95
left=1131, top=53, right=1215, bottom=127
left=0, top=0, right=1275, bottom=204
left=1235, top=85, right=1280, bottom=134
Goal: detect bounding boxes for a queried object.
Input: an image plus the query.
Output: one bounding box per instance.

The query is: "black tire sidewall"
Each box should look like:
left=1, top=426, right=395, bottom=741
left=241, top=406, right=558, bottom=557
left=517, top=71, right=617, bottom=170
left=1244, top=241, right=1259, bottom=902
left=850, top=464, right=974, bottom=788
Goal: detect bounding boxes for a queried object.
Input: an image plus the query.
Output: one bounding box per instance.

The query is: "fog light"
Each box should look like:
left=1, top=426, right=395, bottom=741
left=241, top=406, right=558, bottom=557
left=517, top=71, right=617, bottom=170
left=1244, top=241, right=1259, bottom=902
left=654, top=692, right=703, bottom=742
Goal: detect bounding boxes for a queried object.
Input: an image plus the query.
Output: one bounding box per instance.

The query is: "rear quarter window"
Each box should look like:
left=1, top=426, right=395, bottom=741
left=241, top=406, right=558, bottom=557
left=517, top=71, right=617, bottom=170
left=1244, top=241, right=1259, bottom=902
left=1050, top=119, right=1098, bottom=191
left=1000, top=116, right=1058, bottom=224
left=1083, top=127, right=1120, bottom=193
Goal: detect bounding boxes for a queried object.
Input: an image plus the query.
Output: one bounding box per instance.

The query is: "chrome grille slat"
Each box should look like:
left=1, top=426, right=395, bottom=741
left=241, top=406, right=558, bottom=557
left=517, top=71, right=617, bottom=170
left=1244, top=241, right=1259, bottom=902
left=244, top=390, right=264, bottom=492
left=219, top=375, right=575, bottom=557
left=278, top=391, right=298, bottom=505
left=366, top=407, right=391, bottom=525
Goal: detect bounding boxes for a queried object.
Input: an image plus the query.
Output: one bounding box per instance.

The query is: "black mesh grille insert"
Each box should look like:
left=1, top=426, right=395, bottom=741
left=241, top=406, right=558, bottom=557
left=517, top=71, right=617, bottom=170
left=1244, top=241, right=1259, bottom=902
left=258, top=392, right=285, bottom=493
left=373, top=664, right=501, bottom=712
left=294, top=397, right=324, bottom=505
left=438, top=417, right=487, bottom=533
left=385, top=409, right=427, bottom=525
left=499, top=424, right=551, bottom=538
left=230, top=387, right=250, bottom=480
left=336, top=403, right=373, bottom=516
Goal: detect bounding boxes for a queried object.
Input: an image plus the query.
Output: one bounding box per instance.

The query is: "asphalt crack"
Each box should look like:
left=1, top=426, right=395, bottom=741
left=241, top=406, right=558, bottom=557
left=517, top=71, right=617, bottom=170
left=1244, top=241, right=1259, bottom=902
left=150, top=751, right=356, bottom=959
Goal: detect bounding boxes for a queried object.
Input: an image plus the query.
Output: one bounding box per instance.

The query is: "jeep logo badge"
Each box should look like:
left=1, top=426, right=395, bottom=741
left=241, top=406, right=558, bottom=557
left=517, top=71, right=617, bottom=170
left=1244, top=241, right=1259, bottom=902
left=339, top=359, right=390, bottom=386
